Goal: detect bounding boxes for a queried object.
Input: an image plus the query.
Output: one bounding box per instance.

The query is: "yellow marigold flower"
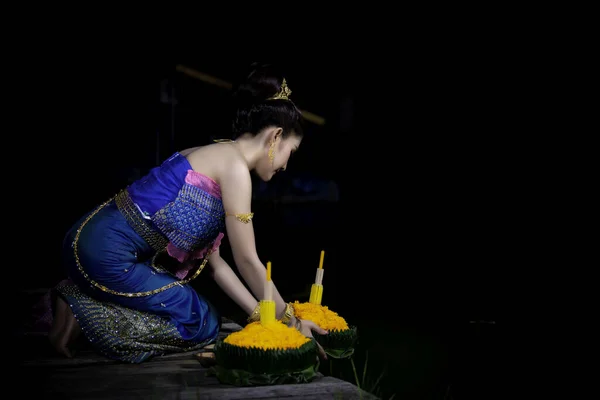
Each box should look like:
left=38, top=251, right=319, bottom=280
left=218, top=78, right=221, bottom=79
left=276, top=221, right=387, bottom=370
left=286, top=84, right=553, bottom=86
left=224, top=321, right=310, bottom=350
left=292, top=301, right=349, bottom=332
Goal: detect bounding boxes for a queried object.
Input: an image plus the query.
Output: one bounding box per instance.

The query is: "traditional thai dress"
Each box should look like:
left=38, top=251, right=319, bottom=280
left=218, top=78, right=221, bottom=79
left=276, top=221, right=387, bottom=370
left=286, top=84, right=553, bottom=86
left=57, top=152, right=226, bottom=363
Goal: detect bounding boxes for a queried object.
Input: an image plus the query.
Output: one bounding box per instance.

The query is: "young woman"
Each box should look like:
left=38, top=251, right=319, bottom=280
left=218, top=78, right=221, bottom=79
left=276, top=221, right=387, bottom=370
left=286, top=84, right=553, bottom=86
left=49, top=63, right=328, bottom=363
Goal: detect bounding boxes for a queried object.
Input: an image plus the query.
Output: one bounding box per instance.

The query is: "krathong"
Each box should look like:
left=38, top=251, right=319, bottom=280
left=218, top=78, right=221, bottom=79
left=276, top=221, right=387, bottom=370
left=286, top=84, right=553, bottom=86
left=211, top=261, right=320, bottom=386
left=295, top=250, right=358, bottom=359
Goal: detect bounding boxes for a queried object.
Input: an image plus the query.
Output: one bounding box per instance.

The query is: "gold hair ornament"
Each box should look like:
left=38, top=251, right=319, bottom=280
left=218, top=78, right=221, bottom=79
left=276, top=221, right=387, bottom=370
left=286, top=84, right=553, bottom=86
left=268, top=78, right=292, bottom=101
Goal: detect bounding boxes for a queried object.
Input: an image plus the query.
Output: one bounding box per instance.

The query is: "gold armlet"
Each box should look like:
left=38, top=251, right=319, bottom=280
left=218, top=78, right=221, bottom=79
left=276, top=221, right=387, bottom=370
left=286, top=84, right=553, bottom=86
left=226, top=212, right=254, bottom=224
left=279, top=302, right=295, bottom=325
left=247, top=303, right=260, bottom=323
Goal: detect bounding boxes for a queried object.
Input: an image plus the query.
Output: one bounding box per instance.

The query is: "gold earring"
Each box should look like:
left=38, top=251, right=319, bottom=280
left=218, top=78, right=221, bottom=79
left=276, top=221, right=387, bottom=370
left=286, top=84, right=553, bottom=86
left=268, top=141, right=275, bottom=165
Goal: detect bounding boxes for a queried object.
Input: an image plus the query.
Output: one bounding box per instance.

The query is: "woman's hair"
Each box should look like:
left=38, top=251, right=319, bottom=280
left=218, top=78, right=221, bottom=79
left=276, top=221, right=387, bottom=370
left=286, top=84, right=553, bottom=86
left=230, top=63, right=304, bottom=139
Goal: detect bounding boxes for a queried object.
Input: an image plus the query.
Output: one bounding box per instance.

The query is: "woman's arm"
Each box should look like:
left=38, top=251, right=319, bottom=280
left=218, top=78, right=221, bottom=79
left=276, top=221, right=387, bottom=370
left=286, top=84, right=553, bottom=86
left=219, top=161, right=288, bottom=318
left=207, top=248, right=257, bottom=316
left=208, top=249, right=325, bottom=357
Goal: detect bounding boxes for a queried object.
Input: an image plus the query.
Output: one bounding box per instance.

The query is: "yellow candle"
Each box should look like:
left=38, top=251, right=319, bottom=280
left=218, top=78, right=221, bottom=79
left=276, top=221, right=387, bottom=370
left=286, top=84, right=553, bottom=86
left=309, top=283, right=323, bottom=305
left=310, top=250, right=325, bottom=304
left=264, top=261, right=273, bottom=301
left=260, top=300, right=276, bottom=324
left=260, top=262, right=276, bottom=324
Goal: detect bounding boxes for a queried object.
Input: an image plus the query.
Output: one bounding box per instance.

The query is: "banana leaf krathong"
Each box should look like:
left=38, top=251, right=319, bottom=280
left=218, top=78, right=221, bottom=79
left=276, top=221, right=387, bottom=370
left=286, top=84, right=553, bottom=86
left=293, top=301, right=358, bottom=359
left=210, top=320, right=320, bottom=386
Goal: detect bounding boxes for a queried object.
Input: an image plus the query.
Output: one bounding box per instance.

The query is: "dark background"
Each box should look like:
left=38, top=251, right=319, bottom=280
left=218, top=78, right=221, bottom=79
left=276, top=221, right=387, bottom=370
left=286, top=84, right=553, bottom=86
left=14, top=51, right=514, bottom=398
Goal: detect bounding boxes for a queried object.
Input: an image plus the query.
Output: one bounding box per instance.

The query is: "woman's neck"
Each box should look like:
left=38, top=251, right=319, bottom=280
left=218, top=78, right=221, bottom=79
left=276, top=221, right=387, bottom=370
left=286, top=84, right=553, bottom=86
left=231, top=135, right=263, bottom=170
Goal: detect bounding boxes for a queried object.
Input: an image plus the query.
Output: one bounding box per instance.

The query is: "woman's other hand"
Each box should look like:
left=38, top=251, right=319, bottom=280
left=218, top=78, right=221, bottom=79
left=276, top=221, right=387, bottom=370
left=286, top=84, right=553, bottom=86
left=298, top=319, right=328, bottom=360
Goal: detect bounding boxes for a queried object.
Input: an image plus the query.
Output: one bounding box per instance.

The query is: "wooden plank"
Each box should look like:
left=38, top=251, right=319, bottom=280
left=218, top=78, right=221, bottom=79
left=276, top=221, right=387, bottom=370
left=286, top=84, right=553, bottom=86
left=19, top=317, right=243, bottom=368
left=19, top=297, right=377, bottom=399
left=19, top=347, right=204, bottom=367
left=22, top=357, right=378, bottom=399
left=187, top=377, right=380, bottom=400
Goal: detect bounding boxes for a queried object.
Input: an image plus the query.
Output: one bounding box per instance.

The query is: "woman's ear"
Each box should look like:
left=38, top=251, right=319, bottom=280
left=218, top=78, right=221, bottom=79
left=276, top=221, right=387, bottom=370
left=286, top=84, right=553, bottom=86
left=260, top=126, right=284, bottom=149
left=263, top=127, right=283, bottom=147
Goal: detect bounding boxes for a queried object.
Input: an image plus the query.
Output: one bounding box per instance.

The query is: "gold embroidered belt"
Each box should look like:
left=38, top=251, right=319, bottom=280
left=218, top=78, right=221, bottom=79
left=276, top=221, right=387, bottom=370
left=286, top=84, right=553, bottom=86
left=115, top=189, right=169, bottom=252
left=72, top=190, right=212, bottom=297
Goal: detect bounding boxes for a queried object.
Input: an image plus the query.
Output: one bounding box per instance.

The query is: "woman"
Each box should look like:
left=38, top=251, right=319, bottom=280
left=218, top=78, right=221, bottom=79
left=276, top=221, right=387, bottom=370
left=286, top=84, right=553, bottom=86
left=48, top=63, right=328, bottom=363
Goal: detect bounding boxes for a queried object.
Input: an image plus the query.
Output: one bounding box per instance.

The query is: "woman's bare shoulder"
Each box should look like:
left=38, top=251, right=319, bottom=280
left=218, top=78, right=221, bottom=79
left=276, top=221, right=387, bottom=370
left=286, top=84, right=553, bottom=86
left=178, top=146, right=202, bottom=157
left=183, top=143, right=248, bottom=185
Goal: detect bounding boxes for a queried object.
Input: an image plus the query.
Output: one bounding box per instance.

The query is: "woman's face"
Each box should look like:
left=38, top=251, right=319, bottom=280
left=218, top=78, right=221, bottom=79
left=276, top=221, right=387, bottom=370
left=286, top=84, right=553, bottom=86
left=256, top=132, right=302, bottom=182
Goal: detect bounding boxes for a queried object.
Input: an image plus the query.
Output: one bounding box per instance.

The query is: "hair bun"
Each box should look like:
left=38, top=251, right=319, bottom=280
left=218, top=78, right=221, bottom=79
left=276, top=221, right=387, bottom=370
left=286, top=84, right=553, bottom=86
left=231, top=63, right=285, bottom=105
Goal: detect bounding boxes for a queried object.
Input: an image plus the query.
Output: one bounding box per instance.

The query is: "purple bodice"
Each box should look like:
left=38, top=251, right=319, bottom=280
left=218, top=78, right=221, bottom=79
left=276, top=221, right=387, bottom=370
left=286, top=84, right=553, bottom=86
left=127, top=152, right=225, bottom=265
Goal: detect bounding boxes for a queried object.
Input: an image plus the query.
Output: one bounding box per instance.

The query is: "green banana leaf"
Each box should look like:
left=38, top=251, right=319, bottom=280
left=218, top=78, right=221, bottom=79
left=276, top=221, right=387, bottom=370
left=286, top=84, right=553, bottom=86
left=313, top=325, right=358, bottom=359
left=214, top=338, right=318, bottom=375
left=208, top=361, right=320, bottom=386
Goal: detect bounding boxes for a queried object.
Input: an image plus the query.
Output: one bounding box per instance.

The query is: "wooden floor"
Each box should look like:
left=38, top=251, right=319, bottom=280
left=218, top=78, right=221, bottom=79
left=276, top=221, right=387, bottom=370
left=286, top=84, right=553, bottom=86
left=17, top=319, right=378, bottom=399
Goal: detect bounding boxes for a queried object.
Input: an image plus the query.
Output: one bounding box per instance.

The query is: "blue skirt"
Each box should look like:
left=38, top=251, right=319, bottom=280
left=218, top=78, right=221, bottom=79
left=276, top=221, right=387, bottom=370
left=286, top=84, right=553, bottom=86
left=58, top=199, right=220, bottom=363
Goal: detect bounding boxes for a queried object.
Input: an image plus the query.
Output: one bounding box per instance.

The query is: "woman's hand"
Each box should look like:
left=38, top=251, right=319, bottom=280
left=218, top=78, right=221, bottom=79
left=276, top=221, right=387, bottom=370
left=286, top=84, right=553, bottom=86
left=297, top=319, right=329, bottom=360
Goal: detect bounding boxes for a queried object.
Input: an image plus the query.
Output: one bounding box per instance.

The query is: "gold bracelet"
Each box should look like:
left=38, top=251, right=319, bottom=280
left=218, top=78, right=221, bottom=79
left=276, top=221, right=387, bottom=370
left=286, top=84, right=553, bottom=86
left=249, top=302, right=295, bottom=325
left=279, top=302, right=295, bottom=325
left=247, top=303, right=260, bottom=323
